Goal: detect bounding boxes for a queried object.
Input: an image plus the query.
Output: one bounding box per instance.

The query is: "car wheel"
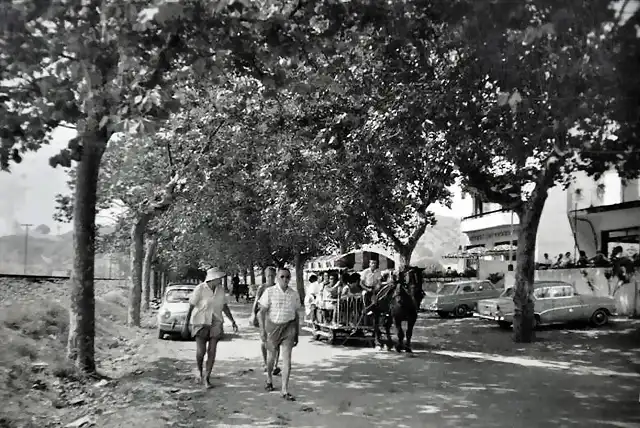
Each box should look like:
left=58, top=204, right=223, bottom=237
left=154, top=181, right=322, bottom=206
left=498, top=321, right=511, bottom=330
left=454, top=305, right=468, bottom=318
left=590, top=309, right=609, bottom=327
left=437, top=311, right=449, bottom=318
left=157, top=329, right=165, bottom=340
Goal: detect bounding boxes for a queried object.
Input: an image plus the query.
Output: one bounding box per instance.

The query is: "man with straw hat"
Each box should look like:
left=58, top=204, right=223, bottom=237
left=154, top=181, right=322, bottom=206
left=182, top=267, right=239, bottom=388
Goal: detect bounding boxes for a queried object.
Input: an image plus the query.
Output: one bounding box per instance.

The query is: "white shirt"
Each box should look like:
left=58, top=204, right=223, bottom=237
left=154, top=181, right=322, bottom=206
left=189, top=282, right=228, bottom=326
left=361, top=268, right=382, bottom=290
left=259, top=285, right=301, bottom=324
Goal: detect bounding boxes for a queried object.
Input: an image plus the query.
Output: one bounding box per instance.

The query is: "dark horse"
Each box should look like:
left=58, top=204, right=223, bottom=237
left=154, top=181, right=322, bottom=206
left=370, top=266, right=425, bottom=353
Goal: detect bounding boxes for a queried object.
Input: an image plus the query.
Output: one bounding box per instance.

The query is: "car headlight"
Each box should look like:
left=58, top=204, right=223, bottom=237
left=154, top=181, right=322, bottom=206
left=161, top=309, right=171, bottom=320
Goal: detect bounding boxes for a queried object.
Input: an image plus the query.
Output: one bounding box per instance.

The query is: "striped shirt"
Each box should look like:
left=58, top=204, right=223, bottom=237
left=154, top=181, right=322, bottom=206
left=259, top=285, right=301, bottom=324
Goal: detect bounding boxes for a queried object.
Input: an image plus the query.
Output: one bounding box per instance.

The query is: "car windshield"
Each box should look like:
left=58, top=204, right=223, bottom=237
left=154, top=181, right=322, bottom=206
left=500, top=287, right=514, bottom=297
left=166, top=289, right=193, bottom=303
left=438, top=283, right=459, bottom=295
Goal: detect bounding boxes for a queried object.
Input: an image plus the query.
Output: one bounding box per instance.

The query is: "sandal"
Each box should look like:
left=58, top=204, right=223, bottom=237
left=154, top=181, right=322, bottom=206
left=265, top=382, right=275, bottom=392
left=282, top=392, right=296, bottom=401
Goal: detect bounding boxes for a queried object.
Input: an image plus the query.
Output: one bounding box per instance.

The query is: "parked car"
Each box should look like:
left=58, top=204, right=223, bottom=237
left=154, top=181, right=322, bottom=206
left=157, top=284, right=196, bottom=340
left=474, top=280, right=617, bottom=329
left=425, top=280, right=502, bottom=318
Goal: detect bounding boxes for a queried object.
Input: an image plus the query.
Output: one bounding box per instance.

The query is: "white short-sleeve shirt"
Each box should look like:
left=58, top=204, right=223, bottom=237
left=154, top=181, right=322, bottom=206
left=259, top=285, right=301, bottom=324
left=189, top=282, right=228, bottom=326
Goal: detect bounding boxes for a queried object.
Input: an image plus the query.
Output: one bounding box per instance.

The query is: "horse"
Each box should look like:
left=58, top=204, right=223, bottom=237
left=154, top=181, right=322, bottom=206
left=369, top=266, right=425, bottom=353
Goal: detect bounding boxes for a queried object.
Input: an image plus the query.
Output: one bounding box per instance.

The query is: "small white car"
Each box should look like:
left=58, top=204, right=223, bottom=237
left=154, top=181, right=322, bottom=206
left=157, top=284, right=196, bottom=340
left=474, top=280, right=617, bottom=329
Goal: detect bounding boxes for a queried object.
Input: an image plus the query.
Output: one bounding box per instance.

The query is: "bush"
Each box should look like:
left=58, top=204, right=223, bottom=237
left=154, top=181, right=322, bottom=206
left=0, top=300, right=68, bottom=341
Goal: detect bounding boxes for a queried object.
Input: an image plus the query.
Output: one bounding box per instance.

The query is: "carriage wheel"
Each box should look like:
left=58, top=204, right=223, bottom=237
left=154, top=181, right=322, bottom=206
left=329, top=330, right=338, bottom=345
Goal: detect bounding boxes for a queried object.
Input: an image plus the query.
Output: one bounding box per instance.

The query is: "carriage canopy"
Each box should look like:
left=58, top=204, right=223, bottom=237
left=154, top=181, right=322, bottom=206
left=305, top=250, right=396, bottom=273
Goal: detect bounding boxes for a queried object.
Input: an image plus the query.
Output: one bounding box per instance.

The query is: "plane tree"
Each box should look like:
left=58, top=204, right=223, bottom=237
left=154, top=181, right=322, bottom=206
left=440, top=0, right=640, bottom=342
left=0, top=0, right=366, bottom=373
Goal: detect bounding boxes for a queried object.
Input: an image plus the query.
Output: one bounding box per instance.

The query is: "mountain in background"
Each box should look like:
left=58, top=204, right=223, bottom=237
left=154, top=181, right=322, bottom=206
left=0, top=225, right=124, bottom=277
left=412, top=215, right=467, bottom=270
left=0, top=215, right=466, bottom=276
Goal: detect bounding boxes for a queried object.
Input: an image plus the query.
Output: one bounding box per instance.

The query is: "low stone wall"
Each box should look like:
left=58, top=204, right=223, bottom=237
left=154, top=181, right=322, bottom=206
left=503, top=268, right=639, bottom=317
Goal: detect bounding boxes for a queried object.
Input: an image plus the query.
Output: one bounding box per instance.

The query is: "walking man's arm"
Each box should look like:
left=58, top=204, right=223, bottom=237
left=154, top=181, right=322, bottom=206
left=223, top=304, right=238, bottom=332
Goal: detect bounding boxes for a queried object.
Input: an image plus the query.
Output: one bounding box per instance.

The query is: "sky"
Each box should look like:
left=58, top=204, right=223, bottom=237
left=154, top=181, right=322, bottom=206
left=0, top=127, right=468, bottom=237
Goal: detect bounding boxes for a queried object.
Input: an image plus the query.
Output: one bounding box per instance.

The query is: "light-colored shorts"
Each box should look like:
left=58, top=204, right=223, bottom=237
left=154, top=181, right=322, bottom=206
left=193, top=318, right=224, bottom=341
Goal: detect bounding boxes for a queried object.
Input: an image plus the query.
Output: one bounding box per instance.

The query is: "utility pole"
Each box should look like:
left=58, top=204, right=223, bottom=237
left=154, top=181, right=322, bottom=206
left=20, top=223, right=33, bottom=275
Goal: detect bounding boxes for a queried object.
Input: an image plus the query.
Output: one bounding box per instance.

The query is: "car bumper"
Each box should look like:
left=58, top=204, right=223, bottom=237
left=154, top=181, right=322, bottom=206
left=473, top=313, right=507, bottom=321
left=158, top=321, right=187, bottom=333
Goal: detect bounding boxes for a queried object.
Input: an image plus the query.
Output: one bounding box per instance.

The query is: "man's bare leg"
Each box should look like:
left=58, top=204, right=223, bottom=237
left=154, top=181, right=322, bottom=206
left=204, top=338, right=219, bottom=388
left=265, top=346, right=276, bottom=389
left=280, top=343, right=293, bottom=397
left=195, top=336, right=207, bottom=384
left=262, top=341, right=281, bottom=374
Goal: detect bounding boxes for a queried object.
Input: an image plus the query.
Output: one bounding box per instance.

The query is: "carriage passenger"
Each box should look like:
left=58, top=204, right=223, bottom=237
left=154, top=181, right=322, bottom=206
left=321, top=272, right=341, bottom=323
left=304, top=274, right=320, bottom=324
left=360, top=260, right=383, bottom=315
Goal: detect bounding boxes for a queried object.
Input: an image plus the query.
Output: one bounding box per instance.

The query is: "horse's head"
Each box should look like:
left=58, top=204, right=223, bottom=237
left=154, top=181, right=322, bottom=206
left=403, top=266, right=426, bottom=307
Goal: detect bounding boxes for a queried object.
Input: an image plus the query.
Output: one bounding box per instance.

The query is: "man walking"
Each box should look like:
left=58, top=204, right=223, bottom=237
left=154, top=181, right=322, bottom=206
left=250, top=266, right=280, bottom=375
left=182, top=267, right=239, bottom=388
left=258, top=267, right=301, bottom=401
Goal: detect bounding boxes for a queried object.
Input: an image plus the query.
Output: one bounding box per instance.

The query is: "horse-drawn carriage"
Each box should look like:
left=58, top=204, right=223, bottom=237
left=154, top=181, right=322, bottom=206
left=301, top=273, right=377, bottom=346
left=301, top=265, right=426, bottom=351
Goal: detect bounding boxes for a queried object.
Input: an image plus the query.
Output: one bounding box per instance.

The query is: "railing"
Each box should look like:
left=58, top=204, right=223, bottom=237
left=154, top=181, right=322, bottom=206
left=460, top=210, right=519, bottom=233
left=306, top=294, right=374, bottom=329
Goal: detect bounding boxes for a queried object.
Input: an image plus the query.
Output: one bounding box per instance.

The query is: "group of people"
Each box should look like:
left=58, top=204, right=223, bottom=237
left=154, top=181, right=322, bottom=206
left=303, top=259, right=385, bottom=325
left=538, top=246, right=640, bottom=272
left=180, top=265, right=301, bottom=401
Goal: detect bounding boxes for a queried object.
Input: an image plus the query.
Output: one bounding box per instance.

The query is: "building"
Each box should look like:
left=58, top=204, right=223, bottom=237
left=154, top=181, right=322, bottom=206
left=568, top=171, right=640, bottom=258
left=457, top=183, right=575, bottom=277
left=455, top=169, right=640, bottom=277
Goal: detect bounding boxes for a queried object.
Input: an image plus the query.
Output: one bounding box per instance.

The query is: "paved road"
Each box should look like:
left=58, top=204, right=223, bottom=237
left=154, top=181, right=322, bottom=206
left=99, top=303, right=640, bottom=428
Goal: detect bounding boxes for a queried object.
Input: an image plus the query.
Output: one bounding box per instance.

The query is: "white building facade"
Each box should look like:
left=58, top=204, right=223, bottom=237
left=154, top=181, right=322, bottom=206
left=567, top=171, right=640, bottom=258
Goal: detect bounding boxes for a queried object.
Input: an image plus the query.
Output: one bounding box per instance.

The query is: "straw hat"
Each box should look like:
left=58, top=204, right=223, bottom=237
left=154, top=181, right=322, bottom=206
left=205, top=267, right=226, bottom=282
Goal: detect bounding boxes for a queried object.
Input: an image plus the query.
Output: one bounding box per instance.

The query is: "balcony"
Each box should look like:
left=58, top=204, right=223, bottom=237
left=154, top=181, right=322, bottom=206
left=568, top=171, right=639, bottom=212
left=461, top=209, right=520, bottom=233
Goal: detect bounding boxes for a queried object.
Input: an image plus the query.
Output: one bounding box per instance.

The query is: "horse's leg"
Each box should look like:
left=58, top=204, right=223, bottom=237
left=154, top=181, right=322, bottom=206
left=373, top=312, right=384, bottom=350
left=394, top=316, right=405, bottom=352
left=405, top=314, right=416, bottom=353
left=384, top=315, right=394, bottom=351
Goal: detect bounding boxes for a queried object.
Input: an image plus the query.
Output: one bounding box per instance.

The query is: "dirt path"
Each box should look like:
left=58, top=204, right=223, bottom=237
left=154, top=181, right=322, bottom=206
left=80, top=304, right=640, bottom=428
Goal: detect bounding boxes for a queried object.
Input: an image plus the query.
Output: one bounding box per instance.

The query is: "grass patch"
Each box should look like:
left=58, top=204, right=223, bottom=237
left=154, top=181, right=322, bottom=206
left=0, top=300, right=68, bottom=341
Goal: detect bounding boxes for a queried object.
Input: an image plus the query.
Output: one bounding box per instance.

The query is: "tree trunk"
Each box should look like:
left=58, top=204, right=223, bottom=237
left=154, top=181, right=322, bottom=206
left=294, top=252, right=306, bottom=305
left=151, top=269, right=158, bottom=299
left=261, top=267, right=266, bottom=285
left=396, top=245, right=415, bottom=271
left=66, top=135, right=106, bottom=373
left=142, top=236, right=157, bottom=311
left=160, top=271, right=167, bottom=297
left=127, top=215, right=149, bottom=326
left=249, top=261, right=256, bottom=286
left=512, top=195, right=549, bottom=343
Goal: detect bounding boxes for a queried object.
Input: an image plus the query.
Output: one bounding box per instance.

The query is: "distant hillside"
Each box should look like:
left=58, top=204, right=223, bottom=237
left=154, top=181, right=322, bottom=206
left=0, top=226, right=125, bottom=277
left=412, top=215, right=467, bottom=271
left=0, top=217, right=467, bottom=275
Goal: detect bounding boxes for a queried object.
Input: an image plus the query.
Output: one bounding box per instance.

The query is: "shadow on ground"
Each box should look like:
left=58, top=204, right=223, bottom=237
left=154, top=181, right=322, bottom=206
left=109, top=335, right=640, bottom=428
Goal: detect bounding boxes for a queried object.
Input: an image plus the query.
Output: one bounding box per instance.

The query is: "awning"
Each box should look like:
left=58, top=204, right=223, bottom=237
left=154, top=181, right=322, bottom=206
left=485, top=244, right=517, bottom=254
left=443, top=247, right=487, bottom=259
